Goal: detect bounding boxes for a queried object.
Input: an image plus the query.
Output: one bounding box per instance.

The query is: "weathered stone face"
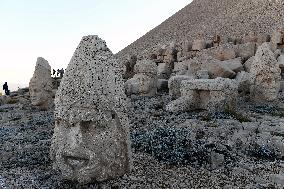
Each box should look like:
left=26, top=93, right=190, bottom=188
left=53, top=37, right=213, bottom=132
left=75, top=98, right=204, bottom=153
left=52, top=108, right=130, bottom=183
left=125, top=59, right=157, bottom=96
left=29, top=57, right=53, bottom=109
left=50, top=35, right=131, bottom=184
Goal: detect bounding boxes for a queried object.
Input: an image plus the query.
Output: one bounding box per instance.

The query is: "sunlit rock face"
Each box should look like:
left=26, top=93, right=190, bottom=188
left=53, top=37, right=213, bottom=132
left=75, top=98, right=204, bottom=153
left=50, top=35, right=132, bottom=184
left=29, top=57, right=53, bottom=109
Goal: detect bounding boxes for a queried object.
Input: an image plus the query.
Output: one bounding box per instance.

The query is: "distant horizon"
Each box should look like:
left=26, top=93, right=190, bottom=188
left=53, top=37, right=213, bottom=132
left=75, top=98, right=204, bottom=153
left=0, top=0, right=191, bottom=90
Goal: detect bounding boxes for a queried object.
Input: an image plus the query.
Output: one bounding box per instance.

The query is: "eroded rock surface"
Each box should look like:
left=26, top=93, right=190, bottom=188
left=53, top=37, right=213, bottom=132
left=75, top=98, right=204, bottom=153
left=250, top=43, right=281, bottom=104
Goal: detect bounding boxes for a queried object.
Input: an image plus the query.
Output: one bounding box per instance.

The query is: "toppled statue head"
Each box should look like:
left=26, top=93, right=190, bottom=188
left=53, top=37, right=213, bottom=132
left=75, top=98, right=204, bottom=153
left=50, top=35, right=131, bottom=184
left=29, top=57, right=53, bottom=109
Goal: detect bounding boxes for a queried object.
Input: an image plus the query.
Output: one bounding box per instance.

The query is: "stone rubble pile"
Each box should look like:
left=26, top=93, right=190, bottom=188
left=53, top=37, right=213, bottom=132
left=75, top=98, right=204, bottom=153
left=123, top=27, right=284, bottom=113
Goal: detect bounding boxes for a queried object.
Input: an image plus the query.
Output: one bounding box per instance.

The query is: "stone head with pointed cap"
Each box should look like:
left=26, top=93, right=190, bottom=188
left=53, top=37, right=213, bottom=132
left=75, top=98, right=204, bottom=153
left=50, top=35, right=131, bottom=184
left=29, top=57, right=53, bottom=109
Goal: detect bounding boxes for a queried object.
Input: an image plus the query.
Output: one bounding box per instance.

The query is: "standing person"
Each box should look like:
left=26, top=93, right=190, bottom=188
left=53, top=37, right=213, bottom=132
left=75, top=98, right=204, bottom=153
left=3, top=82, right=9, bottom=95
left=59, top=68, right=64, bottom=78
left=52, top=69, right=56, bottom=77
left=57, top=69, right=60, bottom=77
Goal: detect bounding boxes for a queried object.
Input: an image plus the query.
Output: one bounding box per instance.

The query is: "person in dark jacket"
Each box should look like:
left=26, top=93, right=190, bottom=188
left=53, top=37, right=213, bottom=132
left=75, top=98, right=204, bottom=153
left=3, top=82, right=9, bottom=95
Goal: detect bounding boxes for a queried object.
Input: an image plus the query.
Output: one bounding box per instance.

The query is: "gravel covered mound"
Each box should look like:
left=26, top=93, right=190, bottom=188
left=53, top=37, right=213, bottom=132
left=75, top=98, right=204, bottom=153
left=1, top=96, right=284, bottom=188
left=117, top=0, right=284, bottom=60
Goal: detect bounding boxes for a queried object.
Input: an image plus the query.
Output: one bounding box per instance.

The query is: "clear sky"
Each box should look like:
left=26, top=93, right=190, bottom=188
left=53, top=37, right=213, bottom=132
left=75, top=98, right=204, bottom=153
left=0, top=0, right=191, bottom=91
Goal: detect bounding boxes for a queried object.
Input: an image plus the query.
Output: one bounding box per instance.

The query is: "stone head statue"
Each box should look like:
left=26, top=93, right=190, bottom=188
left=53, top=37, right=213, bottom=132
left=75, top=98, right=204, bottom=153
left=29, top=57, right=53, bottom=109
left=50, top=35, right=131, bottom=184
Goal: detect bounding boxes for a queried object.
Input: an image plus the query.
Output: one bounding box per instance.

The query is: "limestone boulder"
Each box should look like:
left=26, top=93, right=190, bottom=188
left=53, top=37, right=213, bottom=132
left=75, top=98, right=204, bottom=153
left=157, top=63, right=172, bottom=79
left=50, top=35, right=131, bottom=184
left=29, top=57, right=54, bottom=110
left=188, top=54, right=236, bottom=79
left=250, top=43, right=281, bottom=103
left=235, top=71, right=251, bottom=94
left=215, top=47, right=236, bottom=61
left=123, top=55, right=137, bottom=79
left=196, top=70, right=209, bottom=79
left=235, top=43, right=256, bottom=61
left=222, top=58, right=244, bottom=73
left=157, top=79, right=168, bottom=92
left=192, top=39, right=206, bottom=51
left=126, top=59, right=157, bottom=96
left=271, top=30, right=283, bottom=50
left=173, top=61, right=189, bottom=75
left=164, top=43, right=178, bottom=63
left=167, top=78, right=238, bottom=113
left=277, top=54, right=284, bottom=73
left=244, top=56, right=254, bottom=72
left=168, top=75, right=194, bottom=99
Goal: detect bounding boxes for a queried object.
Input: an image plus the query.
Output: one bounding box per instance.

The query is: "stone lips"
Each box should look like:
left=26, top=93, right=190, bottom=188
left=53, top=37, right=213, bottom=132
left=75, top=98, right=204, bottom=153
left=117, top=0, right=284, bottom=60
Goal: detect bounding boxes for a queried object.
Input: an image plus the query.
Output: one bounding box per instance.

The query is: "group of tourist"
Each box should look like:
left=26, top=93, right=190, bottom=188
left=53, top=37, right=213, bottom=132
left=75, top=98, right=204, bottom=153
left=51, top=68, right=64, bottom=78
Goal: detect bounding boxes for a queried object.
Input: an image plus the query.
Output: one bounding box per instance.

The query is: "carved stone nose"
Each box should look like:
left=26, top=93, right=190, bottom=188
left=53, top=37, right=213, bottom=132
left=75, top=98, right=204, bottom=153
left=68, top=125, right=83, bottom=149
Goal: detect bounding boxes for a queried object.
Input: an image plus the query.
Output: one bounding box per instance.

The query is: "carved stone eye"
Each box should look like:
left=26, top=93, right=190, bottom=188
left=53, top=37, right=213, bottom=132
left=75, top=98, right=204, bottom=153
left=111, top=112, right=116, bottom=119
left=81, top=121, right=92, bottom=128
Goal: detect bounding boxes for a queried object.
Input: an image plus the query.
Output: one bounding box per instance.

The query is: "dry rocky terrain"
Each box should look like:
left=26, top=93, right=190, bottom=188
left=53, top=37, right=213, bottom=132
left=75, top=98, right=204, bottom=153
left=1, top=91, right=284, bottom=188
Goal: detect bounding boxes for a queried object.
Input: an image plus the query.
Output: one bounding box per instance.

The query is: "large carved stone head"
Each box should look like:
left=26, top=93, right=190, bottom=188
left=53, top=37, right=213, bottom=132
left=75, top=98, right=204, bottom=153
left=29, top=57, right=53, bottom=109
left=50, top=35, right=131, bottom=184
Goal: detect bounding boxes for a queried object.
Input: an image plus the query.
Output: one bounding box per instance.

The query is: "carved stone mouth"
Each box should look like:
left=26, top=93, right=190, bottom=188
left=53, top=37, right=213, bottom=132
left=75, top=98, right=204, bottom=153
left=64, top=156, right=89, bottom=169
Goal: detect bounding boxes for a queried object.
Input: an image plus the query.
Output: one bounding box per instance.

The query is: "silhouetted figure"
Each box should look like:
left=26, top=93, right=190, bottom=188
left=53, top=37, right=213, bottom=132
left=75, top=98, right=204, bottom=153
left=3, top=82, right=10, bottom=95
left=57, top=69, right=60, bottom=77
left=59, top=68, right=64, bottom=78
left=53, top=69, right=56, bottom=77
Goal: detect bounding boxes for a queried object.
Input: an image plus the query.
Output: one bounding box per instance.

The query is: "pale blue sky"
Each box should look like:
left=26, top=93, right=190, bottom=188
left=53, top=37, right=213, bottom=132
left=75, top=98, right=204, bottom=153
left=0, top=0, right=191, bottom=90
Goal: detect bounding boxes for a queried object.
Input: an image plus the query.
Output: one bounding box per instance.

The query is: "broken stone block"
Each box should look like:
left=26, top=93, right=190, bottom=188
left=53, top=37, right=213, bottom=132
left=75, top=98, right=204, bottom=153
left=164, top=43, right=178, bottom=63
left=257, top=34, right=270, bottom=46
left=250, top=43, right=281, bottom=103
left=189, top=54, right=236, bottom=79
left=173, top=61, right=189, bottom=75
left=157, top=62, right=173, bottom=79
left=167, top=78, right=238, bottom=113
left=192, top=39, right=206, bottom=51
left=215, top=47, right=236, bottom=61
left=157, top=79, right=168, bottom=92
left=29, top=57, right=54, bottom=110
left=168, top=75, right=194, bottom=99
left=244, top=56, right=254, bottom=73
left=235, top=43, right=256, bottom=61
left=196, top=70, right=209, bottom=79
left=277, top=54, right=284, bottom=73
left=50, top=35, right=131, bottom=184
left=222, top=57, right=244, bottom=73
left=270, top=174, right=284, bottom=186
left=271, top=30, right=283, bottom=51
left=235, top=71, right=251, bottom=94
left=243, top=31, right=258, bottom=43
left=125, top=59, right=157, bottom=96
left=123, top=55, right=137, bottom=79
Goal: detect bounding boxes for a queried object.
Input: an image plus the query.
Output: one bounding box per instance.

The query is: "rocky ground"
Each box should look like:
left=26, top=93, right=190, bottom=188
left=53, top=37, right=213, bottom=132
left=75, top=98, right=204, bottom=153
left=0, top=93, right=284, bottom=188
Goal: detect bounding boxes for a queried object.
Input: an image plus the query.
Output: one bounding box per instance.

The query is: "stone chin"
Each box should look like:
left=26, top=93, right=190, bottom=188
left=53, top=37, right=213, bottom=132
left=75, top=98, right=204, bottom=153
left=53, top=144, right=125, bottom=183
left=53, top=149, right=102, bottom=184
